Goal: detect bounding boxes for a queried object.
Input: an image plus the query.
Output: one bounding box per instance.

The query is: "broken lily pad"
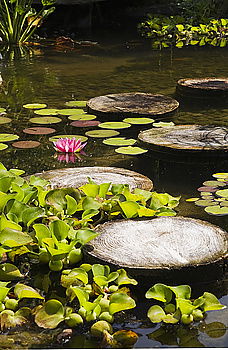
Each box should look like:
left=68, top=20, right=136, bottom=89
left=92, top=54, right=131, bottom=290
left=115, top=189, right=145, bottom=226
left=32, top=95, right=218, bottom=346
left=29, top=117, right=62, bottom=124
left=23, top=103, right=47, bottom=109
left=0, top=117, right=11, bottom=124
left=34, top=109, right=59, bottom=116
left=0, top=134, right=19, bottom=142
left=115, top=146, right=148, bottom=155
left=12, top=141, right=41, bottom=149
left=49, top=134, right=88, bottom=143
left=99, top=122, right=131, bottom=129
left=0, top=143, right=8, bottom=150
left=85, top=130, right=120, bottom=138
left=205, top=205, right=228, bottom=216
left=123, top=117, right=154, bottom=125
left=23, top=127, right=56, bottom=135
left=103, top=137, right=137, bottom=146
left=65, top=101, right=87, bottom=107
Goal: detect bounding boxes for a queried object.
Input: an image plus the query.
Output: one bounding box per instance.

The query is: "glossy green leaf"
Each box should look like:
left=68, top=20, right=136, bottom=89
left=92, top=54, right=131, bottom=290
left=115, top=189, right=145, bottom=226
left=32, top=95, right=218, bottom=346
left=205, top=205, right=228, bottom=215
left=34, top=109, right=59, bottom=115
left=0, top=134, right=19, bottom=142
left=0, top=214, right=22, bottom=232
left=33, top=224, right=51, bottom=245
left=137, top=206, right=156, bottom=217
left=68, top=114, right=96, bottom=121
left=66, top=194, right=78, bottom=215
left=117, top=269, right=138, bottom=286
left=0, top=309, right=29, bottom=329
left=0, top=108, right=6, bottom=113
left=23, top=103, right=47, bottom=109
left=169, top=285, right=191, bottom=299
left=200, top=292, right=226, bottom=312
left=0, top=285, right=10, bottom=302
left=212, top=172, right=228, bottom=179
left=58, top=109, right=84, bottom=115
left=0, top=117, right=11, bottom=124
left=92, top=264, right=110, bottom=278
left=67, top=286, right=89, bottom=304
left=61, top=268, right=88, bottom=287
left=79, top=183, right=99, bottom=197
left=99, top=122, right=131, bottom=129
left=76, top=228, right=99, bottom=245
left=103, top=137, right=136, bottom=146
left=195, top=199, right=215, bottom=207
left=119, top=200, right=140, bottom=218
left=109, top=292, right=136, bottom=315
left=176, top=298, right=195, bottom=315
left=216, top=189, right=228, bottom=198
left=29, top=117, right=62, bottom=124
left=22, top=207, right=46, bottom=226
left=123, top=117, right=154, bottom=124
left=85, top=130, right=120, bottom=138
left=147, top=305, right=165, bottom=323
left=146, top=284, right=172, bottom=303
left=0, top=227, right=32, bottom=247
left=82, top=197, right=102, bottom=210
left=50, top=220, right=70, bottom=241
left=14, top=283, right=44, bottom=300
left=65, top=101, right=87, bottom=107
left=49, top=134, right=88, bottom=142
left=0, top=143, right=8, bottom=150
left=0, top=263, right=23, bottom=281
left=34, top=299, right=65, bottom=329
left=152, top=121, right=175, bottom=128
left=115, top=146, right=148, bottom=155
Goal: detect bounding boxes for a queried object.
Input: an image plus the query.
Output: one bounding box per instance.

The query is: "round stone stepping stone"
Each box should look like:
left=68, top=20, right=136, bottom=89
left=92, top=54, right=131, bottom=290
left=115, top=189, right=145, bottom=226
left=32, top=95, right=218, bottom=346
left=87, top=216, right=227, bottom=273
left=138, top=125, right=228, bottom=153
left=176, top=77, right=228, bottom=98
left=33, top=167, right=153, bottom=191
left=87, top=92, right=179, bottom=118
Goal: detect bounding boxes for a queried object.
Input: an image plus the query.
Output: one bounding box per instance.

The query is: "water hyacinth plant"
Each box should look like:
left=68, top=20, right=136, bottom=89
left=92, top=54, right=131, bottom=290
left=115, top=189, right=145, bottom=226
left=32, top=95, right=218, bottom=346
left=53, top=137, right=87, bottom=153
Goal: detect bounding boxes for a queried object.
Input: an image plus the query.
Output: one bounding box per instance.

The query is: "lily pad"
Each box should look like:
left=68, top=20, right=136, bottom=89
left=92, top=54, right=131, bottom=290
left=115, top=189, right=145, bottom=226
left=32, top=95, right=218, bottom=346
left=220, top=201, right=228, bottom=207
left=0, top=117, right=11, bottom=124
left=49, top=134, right=88, bottom=142
left=0, top=108, right=6, bottom=113
left=65, top=101, right=87, bottom=107
left=152, top=121, right=175, bottom=128
left=98, top=122, right=131, bottom=129
left=0, top=143, right=8, bottom=150
left=203, top=180, right=226, bottom=187
left=103, top=137, right=137, bottom=146
left=85, top=130, right=120, bottom=138
left=123, top=117, right=154, bottom=125
left=12, top=141, right=41, bottom=149
left=29, top=117, right=62, bottom=124
left=68, top=114, right=96, bottom=121
left=205, top=205, right=228, bottom=216
left=0, top=134, right=19, bottom=142
left=34, top=109, right=59, bottom=116
left=216, top=189, right=228, bottom=198
left=23, top=127, right=56, bottom=135
left=195, top=199, right=216, bottom=207
left=197, top=186, right=217, bottom=192
left=58, top=109, right=85, bottom=115
left=115, top=146, right=148, bottom=155
left=70, top=120, right=100, bottom=127
left=212, top=173, right=228, bottom=179
left=23, top=103, right=47, bottom=109
left=185, top=198, right=200, bottom=202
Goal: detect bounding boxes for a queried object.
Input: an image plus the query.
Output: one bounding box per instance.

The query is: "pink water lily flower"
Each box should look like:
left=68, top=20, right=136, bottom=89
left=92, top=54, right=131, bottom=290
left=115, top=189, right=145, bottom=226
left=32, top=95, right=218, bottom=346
left=53, top=137, right=87, bottom=153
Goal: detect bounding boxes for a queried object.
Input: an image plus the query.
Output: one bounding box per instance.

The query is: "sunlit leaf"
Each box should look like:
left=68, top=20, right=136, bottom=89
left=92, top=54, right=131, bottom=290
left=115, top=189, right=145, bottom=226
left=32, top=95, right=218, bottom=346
left=61, top=268, right=89, bottom=287
left=65, top=101, right=87, bottom=107
left=205, top=205, right=228, bottom=216
left=103, top=137, right=136, bottom=146
left=14, top=283, right=44, bottom=300
left=200, top=292, right=226, bottom=312
left=123, top=117, right=154, bottom=124
left=146, top=284, right=172, bottom=303
left=99, top=122, right=131, bottom=129
left=0, top=263, right=23, bottom=281
left=29, top=117, right=62, bottom=124
left=152, top=121, right=175, bottom=128
left=68, top=114, right=96, bottom=121
left=169, top=285, right=191, bottom=299
left=23, top=103, right=47, bottom=109
left=118, top=200, right=140, bottom=218
left=147, top=305, right=166, bottom=323
left=117, top=269, right=137, bottom=286
left=0, top=134, right=19, bottom=142
left=0, top=227, right=32, bottom=247
left=34, top=109, right=59, bottom=115
left=109, top=292, right=136, bottom=315
left=216, top=189, right=228, bottom=198
left=115, top=146, right=148, bottom=155
left=50, top=220, right=70, bottom=241
left=34, top=299, right=65, bottom=329
left=85, top=130, right=120, bottom=138
left=0, top=143, right=8, bottom=150
left=0, top=117, right=11, bottom=124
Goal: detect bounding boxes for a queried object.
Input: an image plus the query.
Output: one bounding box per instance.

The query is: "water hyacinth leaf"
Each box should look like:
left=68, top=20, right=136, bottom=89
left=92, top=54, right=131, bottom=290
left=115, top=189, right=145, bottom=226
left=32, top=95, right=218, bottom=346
left=169, top=285, right=191, bottom=299
left=109, top=292, right=136, bottom=315
left=146, top=284, right=172, bottom=303
left=200, top=292, right=226, bottom=312
left=123, top=117, right=154, bottom=124
left=67, top=286, right=89, bottom=304
left=34, top=299, right=65, bottom=329
left=49, top=134, right=88, bottom=143
left=0, top=227, right=32, bottom=247
left=216, top=189, right=228, bottom=198
left=0, top=108, right=6, bottom=113
left=152, top=121, right=175, bottom=128
left=195, top=199, right=215, bottom=207
left=147, top=305, right=166, bottom=323
left=71, top=120, right=100, bottom=127
left=0, top=117, right=11, bottom=124
left=50, top=220, right=70, bottom=241
left=33, top=223, right=51, bottom=245
left=14, top=283, right=44, bottom=300
left=76, top=228, right=99, bottom=245
left=0, top=134, right=19, bottom=142
left=29, top=117, right=62, bottom=124
left=98, top=122, right=131, bottom=129
left=22, top=207, right=46, bottom=226
left=0, top=310, right=28, bottom=330
left=23, top=127, right=56, bottom=135
left=12, top=141, right=41, bottom=149
left=0, top=143, right=8, bottom=150
left=61, top=268, right=89, bottom=287
left=115, top=146, right=148, bottom=155
left=65, top=101, right=87, bottom=107
left=0, top=285, right=10, bottom=302
left=205, top=205, right=228, bottom=215
left=0, top=214, right=22, bottom=232
left=23, top=103, right=47, bottom=109
left=0, top=263, right=23, bottom=281
left=85, top=130, right=120, bottom=138
left=117, top=269, right=138, bottom=286
left=103, top=137, right=137, bottom=146
left=176, top=298, right=195, bottom=315
left=119, top=201, right=140, bottom=218
left=34, top=109, right=59, bottom=115
left=68, top=114, right=96, bottom=121
left=82, top=197, right=102, bottom=210
left=80, top=183, right=99, bottom=197
left=203, top=180, right=226, bottom=187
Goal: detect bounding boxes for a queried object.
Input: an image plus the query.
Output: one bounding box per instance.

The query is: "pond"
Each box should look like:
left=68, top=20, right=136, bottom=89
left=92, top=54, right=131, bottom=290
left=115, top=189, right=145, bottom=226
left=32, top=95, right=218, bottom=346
left=0, top=30, right=227, bottom=348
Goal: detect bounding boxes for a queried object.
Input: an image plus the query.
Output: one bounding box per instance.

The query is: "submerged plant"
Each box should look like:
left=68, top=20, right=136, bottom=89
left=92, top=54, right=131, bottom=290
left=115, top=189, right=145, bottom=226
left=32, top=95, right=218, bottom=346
left=0, top=0, right=56, bottom=44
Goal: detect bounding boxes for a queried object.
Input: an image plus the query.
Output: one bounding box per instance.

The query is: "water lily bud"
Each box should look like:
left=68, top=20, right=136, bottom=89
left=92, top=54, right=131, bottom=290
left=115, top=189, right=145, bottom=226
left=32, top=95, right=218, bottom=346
left=108, top=285, right=118, bottom=293
left=181, top=313, right=194, bottom=325
left=99, top=298, right=110, bottom=312
left=164, top=303, right=176, bottom=314
left=192, top=309, right=204, bottom=321
left=49, top=259, right=63, bottom=271
left=39, top=250, right=50, bottom=264
left=68, top=248, right=83, bottom=265
left=90, top=320, right=113, bottom=338
left=99, top=312, right=114, bottom=323
left=65, top=313, right=83, bottom=327
left=0, top=302, right=5, bottom=312
left=78, top=307, right=87, bottom=318
left=5, top=298, right=19, bottom=311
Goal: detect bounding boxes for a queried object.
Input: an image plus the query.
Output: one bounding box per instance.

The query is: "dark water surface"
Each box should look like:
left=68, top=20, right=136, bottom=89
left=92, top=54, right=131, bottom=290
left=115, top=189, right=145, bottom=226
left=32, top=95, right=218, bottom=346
left=0, top=34, right=227, bottom=348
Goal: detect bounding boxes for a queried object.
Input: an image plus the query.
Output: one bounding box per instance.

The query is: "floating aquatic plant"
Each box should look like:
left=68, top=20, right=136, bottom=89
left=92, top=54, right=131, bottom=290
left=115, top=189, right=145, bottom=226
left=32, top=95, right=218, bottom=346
left=23, top=103, right=47, bottom=109
left=53, top=137, right=87, bottom=153
left=65, top=101, right=87, bottom=107
left=29, top=117, right=62, bottom=124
